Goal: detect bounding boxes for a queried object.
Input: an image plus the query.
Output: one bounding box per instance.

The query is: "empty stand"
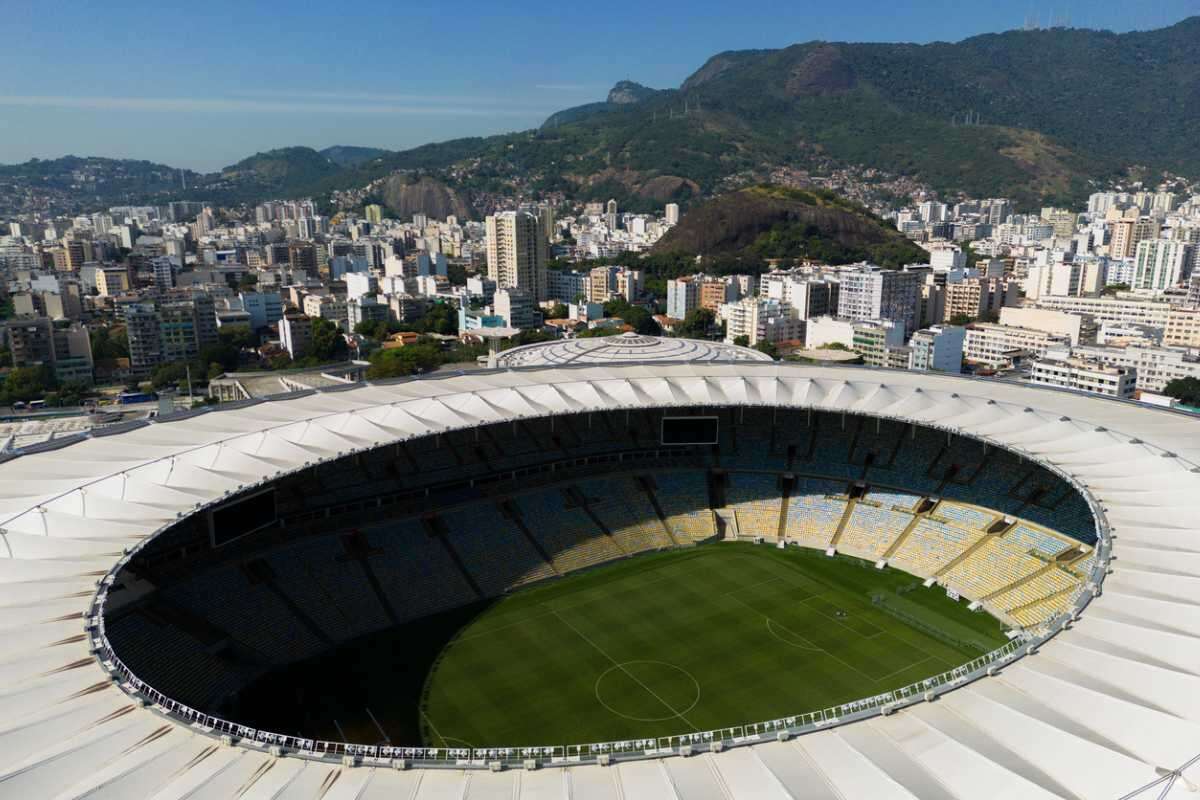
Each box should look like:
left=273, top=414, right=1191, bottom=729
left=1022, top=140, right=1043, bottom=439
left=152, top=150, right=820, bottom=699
left=653, top=471, right=716, bottom=542
left=726, top=473, right=785, bottom=539
left=514, top=488, right=625, bottom=573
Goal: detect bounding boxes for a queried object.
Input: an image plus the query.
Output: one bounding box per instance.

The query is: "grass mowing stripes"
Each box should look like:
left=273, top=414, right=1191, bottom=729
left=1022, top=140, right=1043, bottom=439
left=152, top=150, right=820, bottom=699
left=419, top=542, right=1008, bottom=747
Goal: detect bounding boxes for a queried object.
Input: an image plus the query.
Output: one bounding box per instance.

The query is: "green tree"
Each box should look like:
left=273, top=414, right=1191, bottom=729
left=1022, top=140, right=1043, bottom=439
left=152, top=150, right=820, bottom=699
left=219, top=324, right=256, bottom=350
left=366, top=343, right=442, bottom=379
left=151, top=360, right=202, bottom=390
left=1164, top=377, right=1200, bottom=406
left=398, top=302, right=459, bottom=336
left=547, top=303, right=569, bottom=320
left=90, top=326, right=129, bottom=360
left=603, top=297, right=660, bottom=335
left=754, top=340, right=779, bottom=359
left=677, top=308, right=715, bottom=339
left=308, top=318, right=349, bottom=362
left=0, top=366, right=53, bottom=405
left=733, top=335, right=750, bottom=347
left=576, top=327, right=619, bottom=339
left=354, top=319, right=390, bottom=339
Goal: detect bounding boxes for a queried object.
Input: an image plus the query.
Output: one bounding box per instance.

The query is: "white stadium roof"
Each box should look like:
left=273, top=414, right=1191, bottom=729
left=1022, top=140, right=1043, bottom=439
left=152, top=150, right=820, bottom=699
left=495, top=331, right=773, bottom=367
left=1, top=362, right=1198, bottom=799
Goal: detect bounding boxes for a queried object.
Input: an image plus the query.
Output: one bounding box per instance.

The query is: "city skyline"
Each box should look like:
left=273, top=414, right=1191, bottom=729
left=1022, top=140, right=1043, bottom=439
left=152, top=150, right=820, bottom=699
left=1, top=0, right=1196, bottom=171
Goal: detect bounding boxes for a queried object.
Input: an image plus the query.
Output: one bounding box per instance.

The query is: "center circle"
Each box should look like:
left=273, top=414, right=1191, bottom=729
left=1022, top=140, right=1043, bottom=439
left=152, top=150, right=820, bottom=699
left=594, top=660, right=702, bottom=722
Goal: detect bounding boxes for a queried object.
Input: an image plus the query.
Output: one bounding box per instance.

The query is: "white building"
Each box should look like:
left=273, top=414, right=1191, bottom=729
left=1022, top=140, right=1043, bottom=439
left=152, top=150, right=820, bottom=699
left=1025, top=259, right=1105, bottom=299
left=1029, top=355, right=1136, bottom=399
left=804, top=316, right=904, bottom=367
left=494, top=288, right=540, bottom=330
left=908, top=325, right=965, bottom=373
left=761, top=273, right=838, bottom=320
left=345, top=272, right=377, bottom=301
left=999, top=307, right=1084, bottom=346
left=486, top=211, right=547, bottom=301
left=1134, top=239, right=1194, bottom=293
left=348, top=296, right=389, bottom=329
left=279, top=312, right=312, bottom=359
left=1072, top=344, right=1200, bottom=394
left=1034, top=295, right=1172, bottom=328
left=836, top=265, right=923, bottom=336
left=721, top=297, right=801, bottom=347
left=963, top=323, right=1073, bottom=369
left=238, top=291, right=283, bottom=330
left=302, top=294, right=349, bottom=331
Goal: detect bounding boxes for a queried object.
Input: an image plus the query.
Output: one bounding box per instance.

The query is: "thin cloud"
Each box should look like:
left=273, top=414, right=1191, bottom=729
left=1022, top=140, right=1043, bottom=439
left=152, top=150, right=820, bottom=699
left=535, top=83, right=602, bottom=92
left=230, top=89, right=539, bottom=107
left=0, top=95, right=552, bottom=117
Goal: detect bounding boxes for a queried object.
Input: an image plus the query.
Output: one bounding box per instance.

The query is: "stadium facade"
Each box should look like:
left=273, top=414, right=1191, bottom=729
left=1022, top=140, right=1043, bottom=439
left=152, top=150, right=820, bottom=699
left=0, top=358, right=1197, bottom=798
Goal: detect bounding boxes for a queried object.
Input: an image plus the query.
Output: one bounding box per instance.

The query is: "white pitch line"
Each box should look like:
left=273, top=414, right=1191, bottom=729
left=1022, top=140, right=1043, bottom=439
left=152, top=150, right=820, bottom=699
left=873, top=655, right=939, bottom=683
left=420, top=708, right=451, bottom=749
left=550, top=608, right=700, bottom=732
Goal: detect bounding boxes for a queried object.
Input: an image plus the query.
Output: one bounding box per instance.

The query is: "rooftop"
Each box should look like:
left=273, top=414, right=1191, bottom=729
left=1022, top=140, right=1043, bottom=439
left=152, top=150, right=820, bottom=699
left=494, top=332, right=772, bottom=367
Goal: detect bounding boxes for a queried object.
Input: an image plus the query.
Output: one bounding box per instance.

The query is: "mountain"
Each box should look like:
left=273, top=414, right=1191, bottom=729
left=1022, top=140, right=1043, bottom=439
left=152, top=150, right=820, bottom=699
left=212, top=147, right=344, bottom=199
left=0, top=156, right=201, bottom=215
left=320, top=145, right=391, bottom=167
left=0, top=145, right=389, bottom=215
left=374, top=174, right=474, bottom=220
left=2, top=20, right=1196, bottom=217
left=541, top=80, right=664, bottom=130
left=410, top=19, right=1200, bottom=209
left=607, top=81, right=660, bottom=104
left=653, top=185, right=929, bottom=267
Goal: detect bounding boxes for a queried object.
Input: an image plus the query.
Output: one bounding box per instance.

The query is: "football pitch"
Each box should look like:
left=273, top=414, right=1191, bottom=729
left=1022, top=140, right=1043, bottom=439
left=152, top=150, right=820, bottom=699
left=419, top=542, right=1008, bottom=748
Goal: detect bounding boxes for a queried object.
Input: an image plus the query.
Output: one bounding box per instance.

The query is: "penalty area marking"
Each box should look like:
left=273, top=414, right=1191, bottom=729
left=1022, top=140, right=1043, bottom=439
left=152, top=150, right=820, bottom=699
left=421, top=708, right=473, bottom=750
left=594, top=660, right=702, bottom=723
left=765, top=618, right=825, bottom=652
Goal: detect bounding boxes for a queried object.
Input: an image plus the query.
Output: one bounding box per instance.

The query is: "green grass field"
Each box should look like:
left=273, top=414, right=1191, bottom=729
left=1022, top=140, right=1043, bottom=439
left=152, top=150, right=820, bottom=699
left=419, top=543, right=1008, bottom=748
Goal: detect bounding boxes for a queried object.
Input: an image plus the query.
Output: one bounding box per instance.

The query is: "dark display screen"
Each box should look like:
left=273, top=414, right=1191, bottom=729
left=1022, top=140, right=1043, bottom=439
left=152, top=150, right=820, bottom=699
left=661, top=416, right=719, bottom=445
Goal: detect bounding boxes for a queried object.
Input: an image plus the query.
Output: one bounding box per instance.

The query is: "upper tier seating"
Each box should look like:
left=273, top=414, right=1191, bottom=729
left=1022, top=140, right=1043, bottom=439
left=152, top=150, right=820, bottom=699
left=867, top=489, right=924, bottom=511
left=934, top=501, right=996, bottom=531
left=1005, top=523, right=1068, bottom=558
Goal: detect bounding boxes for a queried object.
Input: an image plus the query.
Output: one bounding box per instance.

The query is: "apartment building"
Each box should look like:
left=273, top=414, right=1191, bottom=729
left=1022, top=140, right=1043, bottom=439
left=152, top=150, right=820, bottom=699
left=1029, top=356, right=1136, bottom=399
left=963, top=323, right=1072, bottom=369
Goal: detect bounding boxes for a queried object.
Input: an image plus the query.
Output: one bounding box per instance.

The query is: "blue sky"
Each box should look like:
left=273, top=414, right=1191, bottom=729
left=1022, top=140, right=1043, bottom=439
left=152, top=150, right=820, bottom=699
left=1, top=0, right=1195, bottom=171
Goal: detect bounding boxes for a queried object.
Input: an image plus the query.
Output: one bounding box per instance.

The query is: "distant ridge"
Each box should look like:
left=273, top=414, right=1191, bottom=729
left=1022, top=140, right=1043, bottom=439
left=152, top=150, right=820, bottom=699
left=3, top=18, right=1197, bottom=214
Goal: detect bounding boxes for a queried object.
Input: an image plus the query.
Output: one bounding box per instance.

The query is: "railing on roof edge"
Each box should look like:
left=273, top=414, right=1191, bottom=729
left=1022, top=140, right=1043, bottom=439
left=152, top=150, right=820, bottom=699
left=67, top=386, right=1121, bottom=775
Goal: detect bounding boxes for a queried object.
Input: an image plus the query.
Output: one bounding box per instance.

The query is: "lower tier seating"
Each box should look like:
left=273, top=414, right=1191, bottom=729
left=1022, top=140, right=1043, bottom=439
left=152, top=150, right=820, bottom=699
left=581, top=477, right=674, bottom=554
left=941, top=537, right=1044, bottom=600
left=653, top=472, right=715, bottom=542
left=836, top=503, right=915, bottom=560
left=441, top=504, right=557, bottom=595
left=889, top=519, right=985, bottom=578
left=516, top=489, right=624, bottom=573
left=726, top=473, right=784, bottom=538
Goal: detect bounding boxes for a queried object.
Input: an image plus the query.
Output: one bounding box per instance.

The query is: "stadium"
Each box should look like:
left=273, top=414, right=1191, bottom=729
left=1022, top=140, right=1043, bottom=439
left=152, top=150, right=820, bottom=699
left=0, top=338, right=1197, bottom=799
